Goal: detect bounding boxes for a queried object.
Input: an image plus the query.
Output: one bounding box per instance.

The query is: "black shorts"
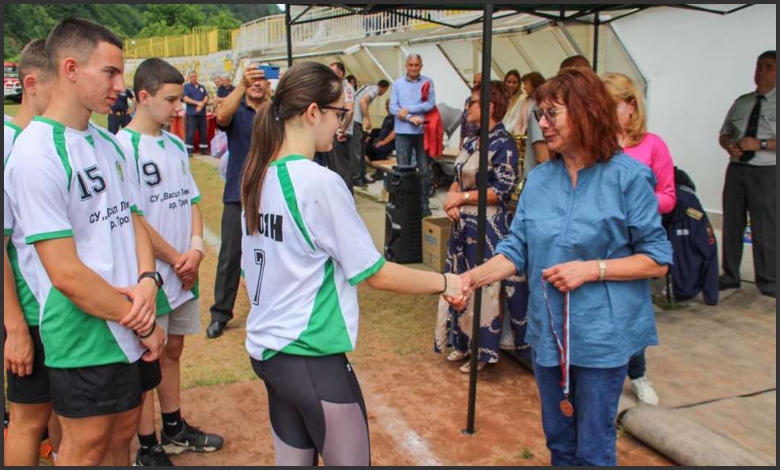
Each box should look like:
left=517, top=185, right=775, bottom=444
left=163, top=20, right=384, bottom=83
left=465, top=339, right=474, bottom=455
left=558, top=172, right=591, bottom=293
left=48, top=360, right=161, bottom=419
left=5, top=326, right=51, bottom=405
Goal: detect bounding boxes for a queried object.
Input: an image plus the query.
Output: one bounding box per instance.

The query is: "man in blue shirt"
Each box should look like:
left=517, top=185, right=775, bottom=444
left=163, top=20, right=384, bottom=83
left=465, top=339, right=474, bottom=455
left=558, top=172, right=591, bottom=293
left=183, top=71, right=210, bottom=155
left=390, top=53, right=436, bottom=217
left=207, top=64, right=269, bottom=339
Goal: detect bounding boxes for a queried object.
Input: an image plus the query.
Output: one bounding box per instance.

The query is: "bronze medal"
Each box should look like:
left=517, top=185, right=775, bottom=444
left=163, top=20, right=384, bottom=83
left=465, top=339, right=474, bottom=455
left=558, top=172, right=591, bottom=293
left=560, top=400, right=574, bottom=418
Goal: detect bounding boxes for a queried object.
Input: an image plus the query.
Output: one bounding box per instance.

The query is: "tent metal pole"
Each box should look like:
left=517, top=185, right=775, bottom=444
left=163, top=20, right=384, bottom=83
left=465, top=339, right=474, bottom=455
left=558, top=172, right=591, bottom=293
left=286, top=5, right=293, bottom=67
left=593, top=12, right=601, bottom=72
left=464, top=2, right=493, bottom=437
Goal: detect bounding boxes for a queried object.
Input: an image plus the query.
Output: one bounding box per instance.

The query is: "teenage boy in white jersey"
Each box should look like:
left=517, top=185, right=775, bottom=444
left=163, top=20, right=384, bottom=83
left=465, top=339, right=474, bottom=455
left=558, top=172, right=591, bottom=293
left=118, top=58, right=224, bottom=466
left=4, top=38, right=60, bottom=467
left=4, top=19, right=165, bottom=467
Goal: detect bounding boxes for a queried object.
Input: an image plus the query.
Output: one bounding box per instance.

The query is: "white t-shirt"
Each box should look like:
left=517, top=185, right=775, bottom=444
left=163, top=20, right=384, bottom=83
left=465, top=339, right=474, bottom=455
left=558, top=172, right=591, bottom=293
left=4, top=121, right=41, bottom=326
left=353, top=84, right=380, bottom=125
left=5, top=117, right=146, bottom=369
left=242, top=156, right=385, bottom=362
left=118, top=129, right=202, bottom=314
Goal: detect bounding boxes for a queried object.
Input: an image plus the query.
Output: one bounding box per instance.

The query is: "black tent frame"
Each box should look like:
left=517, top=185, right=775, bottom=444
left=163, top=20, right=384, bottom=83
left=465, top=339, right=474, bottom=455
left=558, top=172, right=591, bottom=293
left=281, top=3, right=752, bottom=436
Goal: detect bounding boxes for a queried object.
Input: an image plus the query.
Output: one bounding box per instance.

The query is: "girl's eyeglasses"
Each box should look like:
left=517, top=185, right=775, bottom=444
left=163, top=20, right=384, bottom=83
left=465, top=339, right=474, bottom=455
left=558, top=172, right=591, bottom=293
left=321, top=106, right=350, bottom=125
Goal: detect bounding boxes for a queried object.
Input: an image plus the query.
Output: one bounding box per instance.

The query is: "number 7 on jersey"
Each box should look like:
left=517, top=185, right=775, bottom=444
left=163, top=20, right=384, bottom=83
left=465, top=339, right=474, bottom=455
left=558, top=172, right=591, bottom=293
left=253, top=250, right=266, bottom=306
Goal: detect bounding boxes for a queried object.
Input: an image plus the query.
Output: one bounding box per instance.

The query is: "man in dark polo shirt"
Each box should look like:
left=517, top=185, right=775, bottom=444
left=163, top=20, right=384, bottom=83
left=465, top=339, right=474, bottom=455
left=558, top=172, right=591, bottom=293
left=207, top=64, right=269, bottom=339
left=108, top=88, right=134, bottom=134
left=183, top=70, right=210, bottom=155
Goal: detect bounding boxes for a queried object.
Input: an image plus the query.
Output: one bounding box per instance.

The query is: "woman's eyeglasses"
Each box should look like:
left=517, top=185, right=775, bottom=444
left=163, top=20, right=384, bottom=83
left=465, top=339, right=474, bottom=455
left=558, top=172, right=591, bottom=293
left=533, top=107, right=565, bottom=125
left=321, top=106, right=350, bottom=125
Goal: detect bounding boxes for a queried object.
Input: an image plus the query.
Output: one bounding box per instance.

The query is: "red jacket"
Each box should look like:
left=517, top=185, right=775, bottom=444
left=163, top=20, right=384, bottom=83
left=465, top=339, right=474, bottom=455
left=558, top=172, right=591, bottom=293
left=422, top=80, right=443, bottom=158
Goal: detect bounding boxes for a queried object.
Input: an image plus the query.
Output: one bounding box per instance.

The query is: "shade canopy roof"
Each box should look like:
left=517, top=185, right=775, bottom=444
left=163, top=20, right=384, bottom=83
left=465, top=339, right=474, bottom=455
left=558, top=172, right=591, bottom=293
left=287, top=4, right=752, bottom=27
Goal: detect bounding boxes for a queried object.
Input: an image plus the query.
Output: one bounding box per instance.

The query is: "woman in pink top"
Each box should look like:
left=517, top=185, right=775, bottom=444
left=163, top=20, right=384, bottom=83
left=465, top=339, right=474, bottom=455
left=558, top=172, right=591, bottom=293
left=603, top=72, right=677, bottom=408
left=604, top=73, right=676, bottom=214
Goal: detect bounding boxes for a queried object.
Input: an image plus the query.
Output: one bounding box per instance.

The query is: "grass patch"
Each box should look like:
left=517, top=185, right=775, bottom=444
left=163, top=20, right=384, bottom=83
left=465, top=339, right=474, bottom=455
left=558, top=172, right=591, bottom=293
left=3, top=103, right=109, bottom=129
left=190, top=158, right=226, bottom=238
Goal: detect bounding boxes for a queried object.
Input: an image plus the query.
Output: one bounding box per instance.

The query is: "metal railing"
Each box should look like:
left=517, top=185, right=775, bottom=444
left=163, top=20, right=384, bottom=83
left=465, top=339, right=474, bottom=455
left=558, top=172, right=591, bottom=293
left=235, top=8, right=485, bottom=57
left=124, top=27, right=235, bottom=60
left=123, top=9, right=489, bottom=61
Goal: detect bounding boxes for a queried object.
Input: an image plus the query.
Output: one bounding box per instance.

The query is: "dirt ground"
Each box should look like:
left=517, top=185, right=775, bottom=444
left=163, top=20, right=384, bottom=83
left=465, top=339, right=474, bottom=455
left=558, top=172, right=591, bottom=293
left=168, top=352, right=674, bottom=467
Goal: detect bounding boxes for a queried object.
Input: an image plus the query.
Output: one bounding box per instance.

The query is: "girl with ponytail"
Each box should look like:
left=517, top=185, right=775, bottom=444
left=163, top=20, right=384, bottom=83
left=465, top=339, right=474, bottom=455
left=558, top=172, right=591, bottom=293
left=241, top=61, right=464, bottom=466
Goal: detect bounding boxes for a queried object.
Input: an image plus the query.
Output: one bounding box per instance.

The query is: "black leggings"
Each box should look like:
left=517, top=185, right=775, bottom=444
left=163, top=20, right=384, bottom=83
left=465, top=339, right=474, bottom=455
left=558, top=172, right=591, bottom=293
left=251, top=354, right=371, bottom=466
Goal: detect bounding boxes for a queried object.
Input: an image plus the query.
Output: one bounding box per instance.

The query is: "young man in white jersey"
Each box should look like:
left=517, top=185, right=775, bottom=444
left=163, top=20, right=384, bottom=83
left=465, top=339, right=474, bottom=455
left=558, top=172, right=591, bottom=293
left=4, top=38, right=60, bottom=467
left=4, top=19, right=165, bottom=466
left=118, top=58, right=224, bottom=466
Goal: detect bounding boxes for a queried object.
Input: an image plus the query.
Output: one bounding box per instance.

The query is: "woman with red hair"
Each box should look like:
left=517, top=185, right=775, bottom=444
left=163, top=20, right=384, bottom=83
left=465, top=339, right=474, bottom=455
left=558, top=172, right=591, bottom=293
left=461, top=68, right=672, bottom=466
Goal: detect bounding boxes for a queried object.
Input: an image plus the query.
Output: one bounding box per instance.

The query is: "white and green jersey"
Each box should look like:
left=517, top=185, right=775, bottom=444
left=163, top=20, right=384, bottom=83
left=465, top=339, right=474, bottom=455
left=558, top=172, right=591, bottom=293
left=4, top=117, right=146, bottom=369
left=242, top=156, right=385, bottom=362
left=4, top=121, right=41, bottom=326
left=117, top=129, right=202, bottom=314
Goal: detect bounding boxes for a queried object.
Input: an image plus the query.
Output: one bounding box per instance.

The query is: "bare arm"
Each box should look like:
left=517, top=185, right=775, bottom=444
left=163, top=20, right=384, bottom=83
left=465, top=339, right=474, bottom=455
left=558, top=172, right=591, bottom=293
left=464, top=254, right=519, bottom=292
left=341, top=100, right=355, bottom=134
left=140, top=217, right=181, bottom=266
left=365, top=262, right=462, bottom=298
left=191, top=203, right=204, bottom=239
left=542, top=254, right=668, bottom=293
left=215, top=84, right=248, bottom=127
left=134, top=213, right=156, bottom=276
left=4, top=236, right=34, bottom=377
left=34, top=237, right=134, bottom=323
left=360, top=94, right=373, bottom=129
left=175, top=204, right=205, bottom=290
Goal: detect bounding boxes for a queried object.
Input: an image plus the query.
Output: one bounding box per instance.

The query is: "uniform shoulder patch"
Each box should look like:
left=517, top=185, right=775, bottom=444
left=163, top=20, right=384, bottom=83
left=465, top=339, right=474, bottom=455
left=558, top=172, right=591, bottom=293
left=686, top=208, right=704, bottom=221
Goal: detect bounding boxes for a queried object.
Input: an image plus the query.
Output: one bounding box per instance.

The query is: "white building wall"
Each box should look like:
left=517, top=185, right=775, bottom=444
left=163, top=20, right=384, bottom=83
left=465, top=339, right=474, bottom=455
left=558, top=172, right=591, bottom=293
left=613, top=4, right=776, bottom=214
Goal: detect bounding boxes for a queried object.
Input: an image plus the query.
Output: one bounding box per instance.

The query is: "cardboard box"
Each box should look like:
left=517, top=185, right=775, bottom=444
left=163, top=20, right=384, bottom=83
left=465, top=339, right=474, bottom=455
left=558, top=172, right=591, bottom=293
left=422, top=217, right=453, bottom=273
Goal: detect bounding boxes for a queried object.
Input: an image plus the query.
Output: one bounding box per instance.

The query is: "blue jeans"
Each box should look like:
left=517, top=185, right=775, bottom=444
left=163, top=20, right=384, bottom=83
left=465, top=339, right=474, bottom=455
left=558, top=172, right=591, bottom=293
left=395, top=134, right=431, bottom=211
left=533, top=360, right=628, bottom=466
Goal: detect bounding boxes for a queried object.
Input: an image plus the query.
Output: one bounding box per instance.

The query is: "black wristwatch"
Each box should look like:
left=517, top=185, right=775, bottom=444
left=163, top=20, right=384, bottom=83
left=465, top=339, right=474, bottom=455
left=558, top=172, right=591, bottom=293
left=138, top=271, right=164, bottom=289
left=760, top=139, right=769, bottom=150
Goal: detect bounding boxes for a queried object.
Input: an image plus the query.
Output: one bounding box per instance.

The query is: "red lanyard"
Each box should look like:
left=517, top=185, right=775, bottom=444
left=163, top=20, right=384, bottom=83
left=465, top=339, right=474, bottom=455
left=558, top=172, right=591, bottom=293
left=541, top=279, right=574, bottom=418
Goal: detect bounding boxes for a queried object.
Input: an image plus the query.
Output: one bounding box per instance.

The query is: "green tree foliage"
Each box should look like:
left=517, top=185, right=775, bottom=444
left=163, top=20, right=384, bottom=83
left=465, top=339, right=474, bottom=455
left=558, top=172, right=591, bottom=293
left=138, top=4, right=206, bottom=37
left=3, top=4, right=282, bottom=59
left=207, top=11, right=242, bottom=31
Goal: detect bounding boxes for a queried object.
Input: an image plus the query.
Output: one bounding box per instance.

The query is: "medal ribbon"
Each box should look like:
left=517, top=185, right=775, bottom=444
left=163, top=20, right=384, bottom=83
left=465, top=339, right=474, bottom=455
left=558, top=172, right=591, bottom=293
left=541, top=279, right=571, bottom=402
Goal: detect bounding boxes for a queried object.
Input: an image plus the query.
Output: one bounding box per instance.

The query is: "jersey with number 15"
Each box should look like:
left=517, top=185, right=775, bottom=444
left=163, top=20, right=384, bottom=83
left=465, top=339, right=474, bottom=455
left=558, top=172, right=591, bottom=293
left=4, top=117, right=146, bottom=369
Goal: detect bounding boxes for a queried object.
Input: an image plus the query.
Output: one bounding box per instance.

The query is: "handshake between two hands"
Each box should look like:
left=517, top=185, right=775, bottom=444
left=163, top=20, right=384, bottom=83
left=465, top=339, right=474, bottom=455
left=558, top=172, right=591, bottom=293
left=439, top=260, right=600, bottom=309
left=440, top=272, right=475, bottom=310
